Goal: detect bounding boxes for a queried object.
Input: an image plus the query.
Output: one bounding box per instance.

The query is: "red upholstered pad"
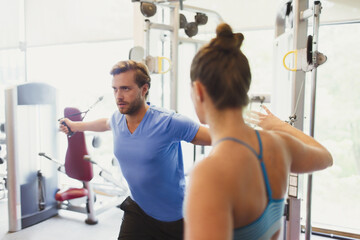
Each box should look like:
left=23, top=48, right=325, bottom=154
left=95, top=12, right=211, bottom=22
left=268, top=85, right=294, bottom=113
left=64, top=107, right=94, bottom=181
left=55, top=188, right=89, bottom=201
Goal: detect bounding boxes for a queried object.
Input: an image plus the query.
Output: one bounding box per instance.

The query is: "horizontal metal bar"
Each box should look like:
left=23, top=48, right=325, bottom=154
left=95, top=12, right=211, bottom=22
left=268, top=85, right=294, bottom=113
left=182, top=4, right=224, bottom=22
left=149, top=22, right=174, bottom=31
left=320, top=19, right=360, bottom=26
left=303, top=226, right=360, bottom=240
left=178, top=37, right=207, bottom=45
left=301, top=8, right=313, bottom=20
left=155, top=2, right=224, bottom=22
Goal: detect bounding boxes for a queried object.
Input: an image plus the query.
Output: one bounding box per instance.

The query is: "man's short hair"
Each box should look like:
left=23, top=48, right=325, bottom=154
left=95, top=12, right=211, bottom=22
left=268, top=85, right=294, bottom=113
left=110, top=60, right=151, bottom=97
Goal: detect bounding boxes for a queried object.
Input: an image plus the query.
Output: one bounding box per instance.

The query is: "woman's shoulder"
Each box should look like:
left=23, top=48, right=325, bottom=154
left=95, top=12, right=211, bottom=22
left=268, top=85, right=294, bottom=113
left=189, top=156, right=237, bottom=202
left=258, top=129, right=291, bottom=152
left=190, top=151, right=249, bottom=188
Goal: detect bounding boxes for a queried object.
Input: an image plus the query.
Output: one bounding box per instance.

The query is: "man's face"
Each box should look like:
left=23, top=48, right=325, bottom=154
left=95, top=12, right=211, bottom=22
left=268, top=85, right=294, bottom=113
left=112, top=70, right=146, bottom=115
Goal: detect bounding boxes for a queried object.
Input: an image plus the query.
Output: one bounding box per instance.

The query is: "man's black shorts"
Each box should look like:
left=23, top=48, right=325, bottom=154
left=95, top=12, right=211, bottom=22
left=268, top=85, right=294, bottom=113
left=118, top=196, right=184, bottom=240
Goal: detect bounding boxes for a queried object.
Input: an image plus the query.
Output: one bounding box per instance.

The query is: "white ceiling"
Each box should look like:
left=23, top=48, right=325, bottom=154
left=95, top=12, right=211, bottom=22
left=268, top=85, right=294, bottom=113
left=0, top=0, right=359, bottom=49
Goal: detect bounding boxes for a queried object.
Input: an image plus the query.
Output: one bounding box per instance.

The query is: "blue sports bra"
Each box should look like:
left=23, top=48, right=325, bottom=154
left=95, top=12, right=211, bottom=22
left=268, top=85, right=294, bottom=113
left=215, top=130, right=285, bottom=240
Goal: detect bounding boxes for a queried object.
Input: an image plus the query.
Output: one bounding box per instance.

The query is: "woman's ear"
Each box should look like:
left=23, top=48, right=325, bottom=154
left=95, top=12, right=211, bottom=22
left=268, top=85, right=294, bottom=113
left=192, top=81, right=205, bottom=102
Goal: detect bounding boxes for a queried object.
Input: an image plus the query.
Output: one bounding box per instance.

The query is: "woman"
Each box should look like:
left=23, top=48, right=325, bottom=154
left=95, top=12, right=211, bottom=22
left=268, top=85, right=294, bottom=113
left=184, top=23, right=333, bottom=240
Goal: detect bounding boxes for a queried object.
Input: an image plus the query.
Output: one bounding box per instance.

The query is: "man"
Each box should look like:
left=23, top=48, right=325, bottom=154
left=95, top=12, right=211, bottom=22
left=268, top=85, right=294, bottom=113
left=60, top=60, right=211, bottom=240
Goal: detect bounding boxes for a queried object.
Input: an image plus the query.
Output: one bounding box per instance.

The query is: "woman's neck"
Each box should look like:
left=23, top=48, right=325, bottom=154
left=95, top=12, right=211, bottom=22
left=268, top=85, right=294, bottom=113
left=206, top=108, right=253, bottom=144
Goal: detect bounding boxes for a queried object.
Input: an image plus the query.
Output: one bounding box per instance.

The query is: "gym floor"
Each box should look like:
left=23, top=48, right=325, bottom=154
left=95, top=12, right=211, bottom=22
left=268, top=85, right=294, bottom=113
left=0, top=197, right=123, bottom=240
left=0, top=197, right=335, bottom=240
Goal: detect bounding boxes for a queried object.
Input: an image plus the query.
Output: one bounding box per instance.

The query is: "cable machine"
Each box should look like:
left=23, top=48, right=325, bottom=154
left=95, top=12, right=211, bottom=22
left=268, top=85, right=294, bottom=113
left=5, top=82, right=59, bottom=232
left=130, top=0, right=223, bottom=111
left=132, top=1, right=328, bottom=239
left=129, top=0, right=224, bottom=174
left=274, top=1, right=327, bottom=239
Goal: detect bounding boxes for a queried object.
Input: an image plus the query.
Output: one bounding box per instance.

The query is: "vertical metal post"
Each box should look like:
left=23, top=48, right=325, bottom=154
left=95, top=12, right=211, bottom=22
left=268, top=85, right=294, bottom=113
left=161, top=8, right=165, bottom=107
left=305, top=178, right=313, bottom=239
left=5, top=87, right=22, bottom=232
left=287, top=2, right=308, bottom=239
left=84, top=181, right=98, bottom=224
left=287, top=198, right=301, bottom=240
left=291, top=0, right=308, bottom=131
left=305, top=2, right=322, bottom=239
left=144, top=19, right=151, bottom=58
left=274, top=0, right=308, bottom=239
left=133, top=2, right=145, bottom=48
left=19, top=0, right=27, bottom=83
left=169, top=3, right=179, bottom=111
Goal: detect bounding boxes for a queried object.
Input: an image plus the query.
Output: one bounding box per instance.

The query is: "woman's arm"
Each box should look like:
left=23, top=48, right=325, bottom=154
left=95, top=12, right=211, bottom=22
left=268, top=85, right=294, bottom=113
left=277, top=131, right=333, bottom=173
left=248, top=106, right=324, bottom=148
left=248, top=105, right=333, bottom=173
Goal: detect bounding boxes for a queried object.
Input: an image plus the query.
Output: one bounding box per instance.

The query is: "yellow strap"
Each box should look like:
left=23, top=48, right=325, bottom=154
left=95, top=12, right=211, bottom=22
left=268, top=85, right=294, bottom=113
left=157, top=56, right=172, bottom=74
left=283, top=50, right=298, bottom=71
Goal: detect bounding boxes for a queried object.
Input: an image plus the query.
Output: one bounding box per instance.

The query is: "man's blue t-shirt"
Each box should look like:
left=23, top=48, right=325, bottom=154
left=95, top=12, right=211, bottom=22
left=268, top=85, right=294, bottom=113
left=109, top=105, right=200, bottom=221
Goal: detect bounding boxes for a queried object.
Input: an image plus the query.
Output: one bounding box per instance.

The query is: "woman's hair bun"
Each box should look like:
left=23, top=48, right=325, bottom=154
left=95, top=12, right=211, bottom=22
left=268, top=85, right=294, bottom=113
left=213, top=23, right=244, bottom=50
left=216, top=23, right=233, bottom=38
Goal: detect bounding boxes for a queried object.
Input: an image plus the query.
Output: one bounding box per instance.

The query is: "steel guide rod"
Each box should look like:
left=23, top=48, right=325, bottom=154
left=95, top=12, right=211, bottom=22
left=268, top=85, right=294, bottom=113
left=305, top=2, right=322, bottom=240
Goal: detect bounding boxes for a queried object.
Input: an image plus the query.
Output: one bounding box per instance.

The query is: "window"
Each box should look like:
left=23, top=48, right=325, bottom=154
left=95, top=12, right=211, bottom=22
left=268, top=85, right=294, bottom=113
left=26, top=40, right=133, bottom=183
left=238, top=24, right=360, bottom=236
left=304, top=23, right=360, bottom=235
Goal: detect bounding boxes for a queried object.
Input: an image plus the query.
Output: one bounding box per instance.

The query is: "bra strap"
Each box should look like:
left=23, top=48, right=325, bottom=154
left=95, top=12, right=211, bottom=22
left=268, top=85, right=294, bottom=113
left=255, top=130, right=273, bottom=199
left=214, top=137, right=259, bottom=158
left=255, top=130, right=263, bottom=160
left=214, top=130, right=273, bottom=199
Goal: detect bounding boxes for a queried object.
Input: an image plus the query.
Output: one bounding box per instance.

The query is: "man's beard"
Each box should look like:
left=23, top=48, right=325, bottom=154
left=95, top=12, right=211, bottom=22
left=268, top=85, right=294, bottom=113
left=118, top=94, right=143, bottom=115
